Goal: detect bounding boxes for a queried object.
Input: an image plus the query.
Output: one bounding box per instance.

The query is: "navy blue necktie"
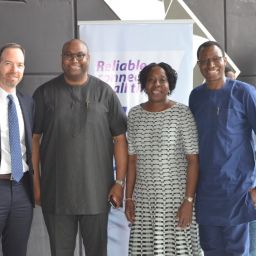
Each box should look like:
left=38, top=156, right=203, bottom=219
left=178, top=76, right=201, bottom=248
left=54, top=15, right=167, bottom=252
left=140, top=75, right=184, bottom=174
left=7, top=94, right=23, bottom=182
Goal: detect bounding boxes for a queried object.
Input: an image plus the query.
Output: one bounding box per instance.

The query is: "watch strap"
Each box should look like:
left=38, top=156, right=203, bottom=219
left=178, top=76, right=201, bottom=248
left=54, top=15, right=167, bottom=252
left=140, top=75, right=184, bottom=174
left=115, top=179, right=124, bottom=188
left=184, top=196, right=194, bottom=203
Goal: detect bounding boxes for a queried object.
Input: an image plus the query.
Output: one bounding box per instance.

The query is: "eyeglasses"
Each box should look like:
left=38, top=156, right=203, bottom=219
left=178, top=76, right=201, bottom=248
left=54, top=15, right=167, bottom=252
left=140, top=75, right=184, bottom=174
left=62, top=53, right=87, bottom=61
left=198, top=56, right=223, bottom=66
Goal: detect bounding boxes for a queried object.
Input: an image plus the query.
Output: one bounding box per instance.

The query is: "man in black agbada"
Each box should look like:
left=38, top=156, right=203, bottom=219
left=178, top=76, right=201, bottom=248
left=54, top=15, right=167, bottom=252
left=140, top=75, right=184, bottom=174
left=32, top=39, right=127, bottom=256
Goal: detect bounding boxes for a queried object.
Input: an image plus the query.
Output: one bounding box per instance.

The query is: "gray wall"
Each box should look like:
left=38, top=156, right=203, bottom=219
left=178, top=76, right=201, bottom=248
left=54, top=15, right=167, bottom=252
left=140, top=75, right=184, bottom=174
left=0, top=0, right=255, bottom=255
left=184, top=0, right=256, bottom=85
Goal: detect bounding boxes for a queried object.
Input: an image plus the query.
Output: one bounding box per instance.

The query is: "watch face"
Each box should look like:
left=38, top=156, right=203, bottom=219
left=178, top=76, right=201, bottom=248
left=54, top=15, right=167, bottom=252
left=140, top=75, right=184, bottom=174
left=185, top=196, right=193, bottom=203
left=115, top=179, right=124, bottom=187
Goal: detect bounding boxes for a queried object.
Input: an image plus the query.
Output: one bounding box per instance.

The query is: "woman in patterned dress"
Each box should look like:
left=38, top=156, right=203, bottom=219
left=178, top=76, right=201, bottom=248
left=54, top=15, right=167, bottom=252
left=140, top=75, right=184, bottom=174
left=125, top=62, right=202, bottom=255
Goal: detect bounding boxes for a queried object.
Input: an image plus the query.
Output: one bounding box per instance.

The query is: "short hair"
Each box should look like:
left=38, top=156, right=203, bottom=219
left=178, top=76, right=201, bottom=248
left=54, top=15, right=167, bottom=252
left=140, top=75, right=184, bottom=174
left=139, top=62, right=177, bottom=92
left=62, top=39, right=89, bottom=54
left=197, top=41, right=225, bottom=60
left=0, top=43, right=25, bottom=59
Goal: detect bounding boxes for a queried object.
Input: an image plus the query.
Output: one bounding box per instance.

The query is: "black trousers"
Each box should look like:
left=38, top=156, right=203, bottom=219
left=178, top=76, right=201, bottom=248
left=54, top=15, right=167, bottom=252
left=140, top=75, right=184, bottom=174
left=0, top=174, right=33, bottom=256
left=43, top=212, right=108, bottom=256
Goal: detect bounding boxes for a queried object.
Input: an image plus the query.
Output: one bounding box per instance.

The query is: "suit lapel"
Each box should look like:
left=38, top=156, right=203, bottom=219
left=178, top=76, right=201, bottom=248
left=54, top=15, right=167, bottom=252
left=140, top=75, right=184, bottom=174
left=16, top=91, right=32, bottom=155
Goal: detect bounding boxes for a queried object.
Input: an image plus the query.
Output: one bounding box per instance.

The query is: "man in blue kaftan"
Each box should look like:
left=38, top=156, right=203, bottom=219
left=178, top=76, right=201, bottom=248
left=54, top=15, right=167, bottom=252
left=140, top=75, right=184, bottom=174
left=189, top=40, right=256, bottom=256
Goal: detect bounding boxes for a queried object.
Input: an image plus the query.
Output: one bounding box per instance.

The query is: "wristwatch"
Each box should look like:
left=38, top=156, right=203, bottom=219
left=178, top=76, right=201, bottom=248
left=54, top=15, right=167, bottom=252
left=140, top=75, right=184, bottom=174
left=184, top=196, right=194, bottom=203
left=115, top=179, right=125, bottom=188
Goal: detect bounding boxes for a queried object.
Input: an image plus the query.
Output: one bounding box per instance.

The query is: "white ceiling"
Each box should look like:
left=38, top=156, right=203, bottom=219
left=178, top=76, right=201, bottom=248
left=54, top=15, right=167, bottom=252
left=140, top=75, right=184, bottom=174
left=104, top=0, right=165, bottom=20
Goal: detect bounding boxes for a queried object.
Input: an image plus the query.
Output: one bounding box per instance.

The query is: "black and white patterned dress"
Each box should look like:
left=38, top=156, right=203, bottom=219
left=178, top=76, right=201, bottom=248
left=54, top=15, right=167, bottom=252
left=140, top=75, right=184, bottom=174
left=127, top=103, right=202, bottom=256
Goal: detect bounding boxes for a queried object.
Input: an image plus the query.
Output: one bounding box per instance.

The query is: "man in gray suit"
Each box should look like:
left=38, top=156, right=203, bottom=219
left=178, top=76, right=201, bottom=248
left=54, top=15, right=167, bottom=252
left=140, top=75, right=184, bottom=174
left=0, top=43, right=34, bottom=256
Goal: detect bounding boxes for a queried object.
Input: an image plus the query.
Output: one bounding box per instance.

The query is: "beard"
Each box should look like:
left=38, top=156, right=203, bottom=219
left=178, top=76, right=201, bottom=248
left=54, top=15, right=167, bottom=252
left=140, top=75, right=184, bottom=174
left=65, top=72, right=86, bottom=82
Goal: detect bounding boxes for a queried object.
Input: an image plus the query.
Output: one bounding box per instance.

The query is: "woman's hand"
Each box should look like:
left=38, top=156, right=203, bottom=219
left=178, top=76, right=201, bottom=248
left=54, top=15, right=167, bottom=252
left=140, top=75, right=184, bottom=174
left=176, top=200, right=193, bottom=228
left=125, top=200, right=135, bottom=224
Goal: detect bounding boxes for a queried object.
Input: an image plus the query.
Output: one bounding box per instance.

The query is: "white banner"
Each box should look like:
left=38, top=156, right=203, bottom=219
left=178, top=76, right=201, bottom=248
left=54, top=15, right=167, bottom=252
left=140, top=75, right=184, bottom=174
left=79, top=20, right=193, bottom=256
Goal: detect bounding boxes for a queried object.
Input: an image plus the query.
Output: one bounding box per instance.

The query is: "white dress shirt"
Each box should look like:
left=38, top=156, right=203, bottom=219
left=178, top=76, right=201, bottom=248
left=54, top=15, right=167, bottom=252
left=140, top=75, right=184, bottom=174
left=0, top=87, right=28, bottom=174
